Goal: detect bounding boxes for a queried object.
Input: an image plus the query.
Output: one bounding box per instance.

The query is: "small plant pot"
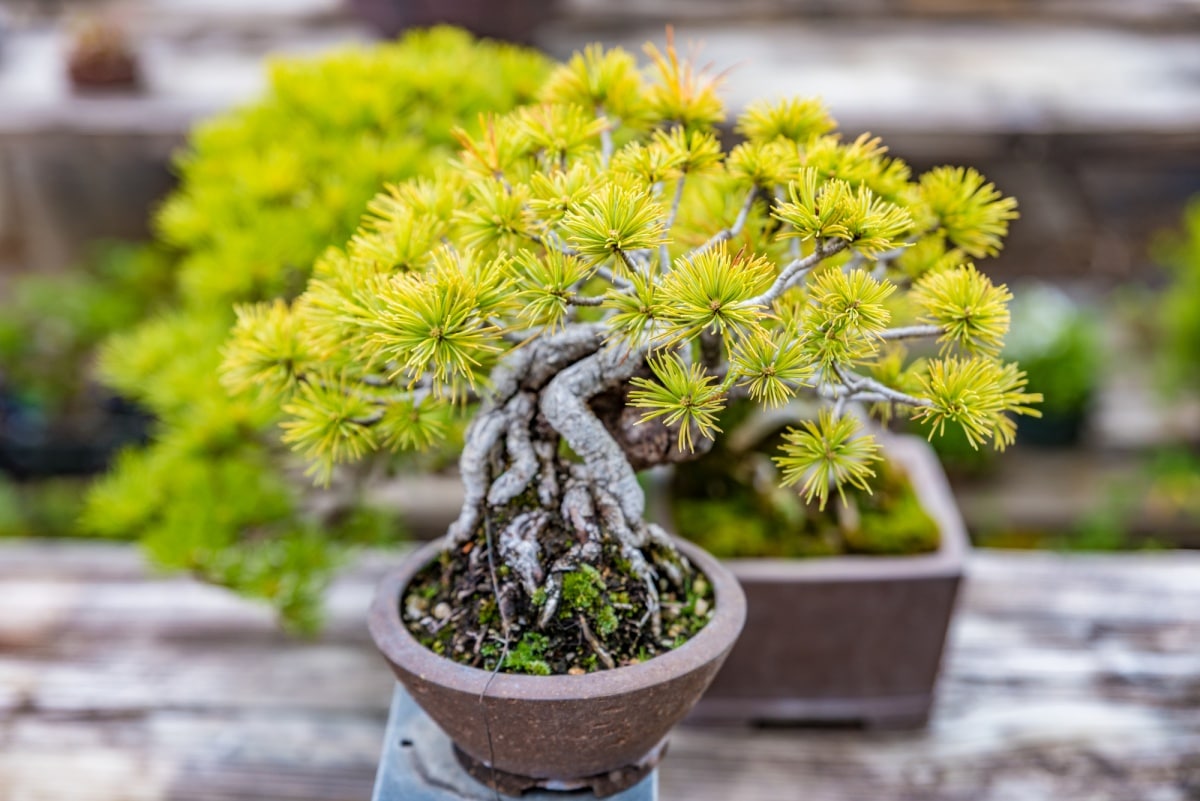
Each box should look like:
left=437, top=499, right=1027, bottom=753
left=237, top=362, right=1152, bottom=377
left=686, top=435, right=967, bottom=728
left=368, top=536, right=745, bottom=796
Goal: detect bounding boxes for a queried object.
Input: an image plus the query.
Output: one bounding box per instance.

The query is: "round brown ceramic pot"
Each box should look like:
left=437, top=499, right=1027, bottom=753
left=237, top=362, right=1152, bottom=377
left=368, top=536, right=745, bottom=790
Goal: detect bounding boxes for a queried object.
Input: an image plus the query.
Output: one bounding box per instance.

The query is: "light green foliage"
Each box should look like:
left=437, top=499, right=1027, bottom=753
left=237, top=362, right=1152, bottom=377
left=83, top=29, right=550, bottom=630
left=223, top=37, right=1040, bottom=537
left=917, top=167, right=1018, bottom=258
left=774, top=409, right=881, bottom=509
left=629, top=356, right=726, bottom=452
left=913, top=263, right=1012, bottom=356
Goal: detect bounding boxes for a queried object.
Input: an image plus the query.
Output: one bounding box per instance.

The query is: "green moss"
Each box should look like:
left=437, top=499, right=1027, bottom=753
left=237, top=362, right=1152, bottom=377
left=594, top=605, right=619, bottom=637
left=477, top=597, right=498, bottom=625
left=561, top=564, right=605, bottom=612
left=504, top=631, right=552, bottom=676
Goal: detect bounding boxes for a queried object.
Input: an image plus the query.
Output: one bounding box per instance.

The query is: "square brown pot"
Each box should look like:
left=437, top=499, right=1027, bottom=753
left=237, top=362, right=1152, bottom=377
left=684, top=434, right=968, bottom=728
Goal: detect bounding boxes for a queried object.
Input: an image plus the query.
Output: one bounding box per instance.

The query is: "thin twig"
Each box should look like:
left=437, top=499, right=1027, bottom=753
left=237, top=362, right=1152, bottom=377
left=831, top=362, right=932, bottom=408
left=689, top=186, right=758, bottom=259
left=748, top=239, right=849, bottom=308
left=660, top=173, right=688, bottom=272
left=567, top=295, right=605, bottom=307
left=879, top=324, right=944, bottom=341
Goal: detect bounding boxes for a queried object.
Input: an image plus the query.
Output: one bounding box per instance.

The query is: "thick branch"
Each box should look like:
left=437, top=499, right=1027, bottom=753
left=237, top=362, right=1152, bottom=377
left=540, top=344, right=648, bottom=523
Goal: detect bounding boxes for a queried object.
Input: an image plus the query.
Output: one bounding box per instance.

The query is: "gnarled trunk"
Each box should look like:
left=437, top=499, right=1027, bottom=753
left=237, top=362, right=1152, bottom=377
left=430, top=325, right=702, bottom=666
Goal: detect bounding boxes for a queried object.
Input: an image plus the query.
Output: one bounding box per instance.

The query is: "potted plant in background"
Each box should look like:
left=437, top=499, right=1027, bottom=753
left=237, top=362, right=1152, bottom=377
left=222, top=34, right=1038, bottom=786
left=81, top=28, right=549, bottom=630
left=0, top=242, right=167, bottom=481
left=995, top=282, right=1098, bottom=448
left=652, top=100, right=1034, bottom=726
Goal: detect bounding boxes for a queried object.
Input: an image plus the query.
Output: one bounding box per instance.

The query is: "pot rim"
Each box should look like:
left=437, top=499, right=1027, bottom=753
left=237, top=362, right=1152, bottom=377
left=368, top=534, right=746, bottom=701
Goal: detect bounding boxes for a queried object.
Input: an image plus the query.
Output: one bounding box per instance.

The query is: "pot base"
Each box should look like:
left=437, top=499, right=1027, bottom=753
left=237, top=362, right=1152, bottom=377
left=372, top=683, right=658, bottom=801
left=454, top=738, right=666, bottom=797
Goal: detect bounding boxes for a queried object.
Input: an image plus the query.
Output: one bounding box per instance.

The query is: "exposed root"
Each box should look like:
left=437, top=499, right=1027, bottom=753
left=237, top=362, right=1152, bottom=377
left=643, top=521, right=688, bottom=590
left=533, top=438, right=560, bottom=508
left=447, top=407, right=509, bottom=546
left=498, top=509, right=548, bottom=597
left=426, top=323, right=714, bottom=674
left=487, top=392, right=538, bottom=506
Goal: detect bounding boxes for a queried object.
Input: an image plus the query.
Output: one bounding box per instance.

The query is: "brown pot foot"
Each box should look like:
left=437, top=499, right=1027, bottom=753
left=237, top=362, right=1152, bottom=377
left=454, top=738, right=668, bottom=799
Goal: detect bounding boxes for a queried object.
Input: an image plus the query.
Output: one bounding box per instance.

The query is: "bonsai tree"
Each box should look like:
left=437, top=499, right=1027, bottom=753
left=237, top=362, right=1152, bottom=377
left=223, top=36, right=1040, bottom=670
left=82, top=28, right=549, bottom=630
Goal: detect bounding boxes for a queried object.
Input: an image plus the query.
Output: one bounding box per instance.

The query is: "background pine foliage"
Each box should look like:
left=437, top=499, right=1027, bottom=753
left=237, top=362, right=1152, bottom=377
left=82, top=28, right=550, bottom=631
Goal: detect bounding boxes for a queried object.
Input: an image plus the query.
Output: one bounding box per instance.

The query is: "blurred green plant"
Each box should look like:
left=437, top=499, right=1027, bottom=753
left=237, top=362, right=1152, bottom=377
left=0, top=476, right=90, bottom=539
left=1002, top=283, right=1099, bottom=440
left=1158, top=198, right=1200, bottom=395
left=0, top=242, right=171, bottom=417
left=81, top=28, right=550, bottom=631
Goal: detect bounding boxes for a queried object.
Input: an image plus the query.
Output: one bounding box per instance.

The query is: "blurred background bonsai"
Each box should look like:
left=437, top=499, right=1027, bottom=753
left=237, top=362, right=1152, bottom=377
left=0, top=27, right=548, bottom=631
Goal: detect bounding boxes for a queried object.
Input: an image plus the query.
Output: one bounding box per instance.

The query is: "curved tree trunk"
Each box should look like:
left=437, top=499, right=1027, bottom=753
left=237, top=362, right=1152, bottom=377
left=437, top=325, right=697, bottom=657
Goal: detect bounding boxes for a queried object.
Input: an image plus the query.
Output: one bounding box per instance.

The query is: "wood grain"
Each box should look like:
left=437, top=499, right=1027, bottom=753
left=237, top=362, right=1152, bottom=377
left=2, top=543, right=1198, bottom=801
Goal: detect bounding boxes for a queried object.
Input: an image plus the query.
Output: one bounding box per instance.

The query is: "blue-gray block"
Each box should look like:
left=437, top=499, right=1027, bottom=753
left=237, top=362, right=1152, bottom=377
left=372, top=683, right=657, bottom=801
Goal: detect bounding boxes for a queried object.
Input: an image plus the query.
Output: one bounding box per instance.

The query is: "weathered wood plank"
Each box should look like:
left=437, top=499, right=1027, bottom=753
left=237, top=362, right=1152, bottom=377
left=1, top=544, right=1199, bottom=800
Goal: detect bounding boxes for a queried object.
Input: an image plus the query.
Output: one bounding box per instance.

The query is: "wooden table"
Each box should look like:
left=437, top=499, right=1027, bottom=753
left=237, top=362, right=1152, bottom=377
left=1, top=542, right=1198, bottom=801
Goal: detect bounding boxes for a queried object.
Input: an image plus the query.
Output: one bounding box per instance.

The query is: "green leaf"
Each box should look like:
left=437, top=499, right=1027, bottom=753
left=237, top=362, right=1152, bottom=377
left=913, top=356, right=1042, bottom=449
left=728, top=328, right=816, bottom=407
left=737, top=97, right=836, bottom=145
left=560, top=181, right=666, bottom=265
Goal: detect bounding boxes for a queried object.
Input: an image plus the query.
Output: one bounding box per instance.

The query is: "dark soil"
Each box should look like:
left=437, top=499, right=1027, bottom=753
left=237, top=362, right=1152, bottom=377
left=402, top=526, right=714, bottom=676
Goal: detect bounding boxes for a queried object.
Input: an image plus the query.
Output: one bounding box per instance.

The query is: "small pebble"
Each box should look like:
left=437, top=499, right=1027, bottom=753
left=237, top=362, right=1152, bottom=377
left=693, top=598, right=709, bottom=617
left=404, top=596, right=429, bottom=620
left=432, top=602, right=451, bottom=621
left=693, top=577, right=709, bottom=598
left=568, top=666, right=586, bottom=676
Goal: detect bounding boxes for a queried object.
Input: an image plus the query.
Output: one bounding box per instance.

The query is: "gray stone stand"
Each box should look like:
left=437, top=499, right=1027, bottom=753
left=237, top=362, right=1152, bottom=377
left=372, top=683, right=657, bottom=801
